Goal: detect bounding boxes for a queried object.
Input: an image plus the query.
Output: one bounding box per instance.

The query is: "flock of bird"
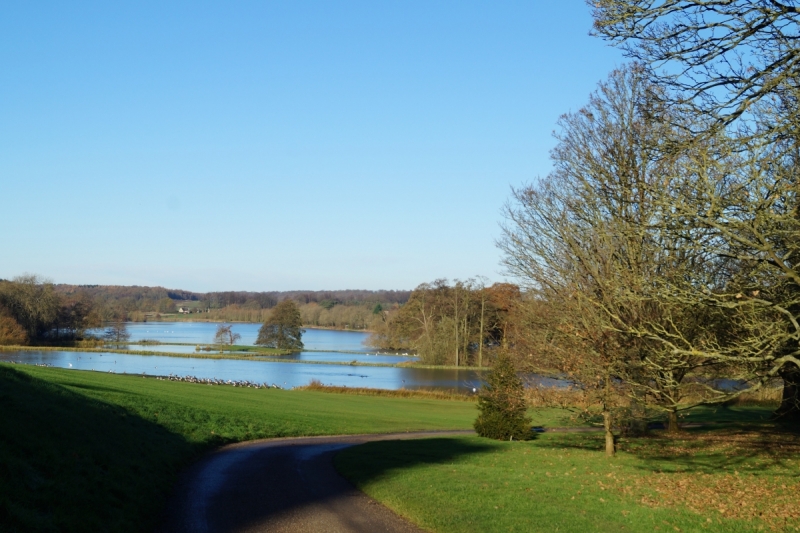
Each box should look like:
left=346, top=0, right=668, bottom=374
left=3, top=360, right=283, bottom=389
left=154, top=374, right=284, bottom=389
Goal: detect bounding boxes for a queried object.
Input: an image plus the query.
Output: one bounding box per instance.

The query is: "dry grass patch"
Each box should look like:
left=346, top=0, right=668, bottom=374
left=297, top=379, right=477, bottom=401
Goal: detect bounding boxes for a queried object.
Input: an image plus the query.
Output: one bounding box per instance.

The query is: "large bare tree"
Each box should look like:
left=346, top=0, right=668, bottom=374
left=590, top=2, right=800, bottom=418
left=641, top=130, right=800, bottom=419
left=499, top=65, right=733, bottom=444
left=591, top=0, right=800, bottom=137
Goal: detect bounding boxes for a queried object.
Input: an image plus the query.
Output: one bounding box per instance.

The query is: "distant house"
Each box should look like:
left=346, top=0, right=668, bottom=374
left=178, top=307, right=191, bottom=314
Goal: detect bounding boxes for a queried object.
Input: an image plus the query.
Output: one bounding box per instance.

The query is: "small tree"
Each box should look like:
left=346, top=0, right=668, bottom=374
left=256, top=300, right=304, bottom=350
left=474, top=354, right=531, bottom=440
left=103, top=317, right=130, bottom=344
left=214, top=324, right=241, bottom=348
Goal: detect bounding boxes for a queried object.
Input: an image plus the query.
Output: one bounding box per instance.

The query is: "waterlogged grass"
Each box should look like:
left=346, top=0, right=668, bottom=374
left=0, top=343, right=466, bottom=368
left=1, top=343, right=290, bottom=358
left=193, top=343, right=289, bottom=355
left=336, top=427, right=800, bottom=533
left=0, top=364, right=478, bottom=533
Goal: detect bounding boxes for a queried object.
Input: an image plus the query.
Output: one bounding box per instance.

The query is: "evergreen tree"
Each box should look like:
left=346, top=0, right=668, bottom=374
left=256, top=300, right=304, bottom=350
left=474, top=354, right=531, bottom=440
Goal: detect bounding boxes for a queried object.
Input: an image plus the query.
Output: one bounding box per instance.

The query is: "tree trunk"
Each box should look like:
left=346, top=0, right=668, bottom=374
left=603, top=410, right=615, bottom=457
left=478, top=295, right=485, bottom=368
left=628, top=396, right=648, bottom=436
left=775, top=362, right=800, bottom=421
left=667, top=410, right=680, bottom=433
left=454, top=290, right=459, bottom=367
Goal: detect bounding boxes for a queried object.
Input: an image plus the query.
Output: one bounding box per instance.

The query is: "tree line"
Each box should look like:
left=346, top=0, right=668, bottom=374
left=0, top=277, right=412, bottom=345
left=370, top=279, right=521, bottom=366
left=51, top=284, right=410, bottom=322
left=0, top=276, right=100, bottom=344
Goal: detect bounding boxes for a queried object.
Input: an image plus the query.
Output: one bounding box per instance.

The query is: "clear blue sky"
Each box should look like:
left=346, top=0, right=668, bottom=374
left=1, top=1, right=623, bottom=292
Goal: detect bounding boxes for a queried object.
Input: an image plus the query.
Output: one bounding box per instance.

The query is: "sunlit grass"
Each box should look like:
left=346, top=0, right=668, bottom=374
left=336, top=427, right=800, bottom=533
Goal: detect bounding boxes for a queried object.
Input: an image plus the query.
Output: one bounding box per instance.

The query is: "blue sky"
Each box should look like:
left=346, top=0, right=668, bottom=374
left=1, top=1, right=623, bottom=292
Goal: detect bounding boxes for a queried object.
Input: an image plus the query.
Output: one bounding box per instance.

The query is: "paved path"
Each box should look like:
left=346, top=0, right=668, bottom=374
left=156, top=431, right=473, bottom=533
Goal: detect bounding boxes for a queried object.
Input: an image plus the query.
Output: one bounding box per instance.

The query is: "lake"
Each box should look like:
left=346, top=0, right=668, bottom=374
left=114, top=322, right=375, bottom=352
left=0, top=349, right=492, bottom=391
left=1, top=322, right=565, bottom=392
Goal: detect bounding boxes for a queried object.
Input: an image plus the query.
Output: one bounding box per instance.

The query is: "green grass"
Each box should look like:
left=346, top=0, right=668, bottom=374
left=1, top=343, right=290, bottom=358
left=336, top=426, right=800, bottom=533
left=6, top=362, right=792, bottom=533
left=0, top=363, right=477, bottom=533
left=126, top=341, right=288, bottom=355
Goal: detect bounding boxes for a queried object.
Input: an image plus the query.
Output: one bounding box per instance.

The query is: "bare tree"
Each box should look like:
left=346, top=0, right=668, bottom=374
left=639, top=131, right=800, bottom=419
left=214, top=324, right=241, bottom=349
left=103, top=317, right=131, bottom=344
left=499, top=66, right=730, bottom=444
left=590, top=1, right=800, bottom=420
left=591, top=0, right=800, bottom=137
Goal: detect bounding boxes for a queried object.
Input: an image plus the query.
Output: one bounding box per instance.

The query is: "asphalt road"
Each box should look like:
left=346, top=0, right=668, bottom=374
left=156, top=431, right=474, bottom=533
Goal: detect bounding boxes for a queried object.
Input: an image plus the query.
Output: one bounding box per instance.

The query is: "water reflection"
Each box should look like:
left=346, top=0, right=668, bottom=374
left=0, top=350, right=487, bottom=391
left=13, top=321, right=568, bottom=391
left=98, top=322, right=373, bottom=352
left=121, top=345, right=414, bottom=365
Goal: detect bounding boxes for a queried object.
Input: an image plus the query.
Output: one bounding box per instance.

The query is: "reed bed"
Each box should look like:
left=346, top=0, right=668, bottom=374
left=726, top=385, right=782, bottom=406
left=0, top=345, right=408, bottom=367
left=297, top=379, right=476, bottom=401
left=524, top=384, right=598, bottom=410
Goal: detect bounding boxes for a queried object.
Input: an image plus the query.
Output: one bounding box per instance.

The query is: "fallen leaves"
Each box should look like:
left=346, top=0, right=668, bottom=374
left=607, top=430, right=800, bottom=531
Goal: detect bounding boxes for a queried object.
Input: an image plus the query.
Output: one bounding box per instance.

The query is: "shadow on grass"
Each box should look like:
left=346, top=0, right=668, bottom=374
left=0, top=365, right=200, bottom=533
left=336, top=437, right=498, bottom=483
left=535, top=425, right=800, bottom=477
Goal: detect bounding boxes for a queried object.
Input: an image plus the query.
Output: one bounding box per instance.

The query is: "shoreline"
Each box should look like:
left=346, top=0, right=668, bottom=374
left=0, top=345, right=485, bottom=370
left=131, top=317, right=376, bottom=334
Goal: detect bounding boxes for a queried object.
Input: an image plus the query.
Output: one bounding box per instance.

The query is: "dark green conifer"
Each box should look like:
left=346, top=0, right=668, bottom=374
left=474, top=354, right=531, bottom=440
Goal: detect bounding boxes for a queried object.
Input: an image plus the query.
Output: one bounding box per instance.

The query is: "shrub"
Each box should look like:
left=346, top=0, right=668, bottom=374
left=0, top=311, right=27, bottom=345
left=474, top=354, right=531, bottom=440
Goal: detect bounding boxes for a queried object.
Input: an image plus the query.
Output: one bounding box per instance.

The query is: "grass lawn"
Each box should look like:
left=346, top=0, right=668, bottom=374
left=0, top=364, right=478, bottom=532
left=336, top=426, right=800, bottom=533
left=6, top=362, right=791, bottom=533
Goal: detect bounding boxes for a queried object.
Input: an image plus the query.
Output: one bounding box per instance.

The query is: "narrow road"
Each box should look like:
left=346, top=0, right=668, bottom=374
left=156, top=431, right=473, bottom=533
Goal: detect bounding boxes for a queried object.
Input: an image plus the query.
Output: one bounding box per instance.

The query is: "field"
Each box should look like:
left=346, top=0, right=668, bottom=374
left=336, top=418, right=799, bottom=533
left=3, top=362, right=797, bottom=533
left=0, top=364, right=476, bottom=532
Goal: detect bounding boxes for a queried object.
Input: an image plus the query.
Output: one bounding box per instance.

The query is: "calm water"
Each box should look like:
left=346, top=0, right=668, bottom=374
left=0, top=350, right=493, bottom=391
left=4, top=322, right=565, bottom=391
left=114, top=323, right=373, bottom=352
left=120, top=344, right=414, bottom=365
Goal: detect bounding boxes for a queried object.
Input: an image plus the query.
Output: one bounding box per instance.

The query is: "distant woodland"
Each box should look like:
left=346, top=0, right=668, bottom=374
left=0, top=277, right=411, bottom=343
left=0, top=275, right=521, bottom=366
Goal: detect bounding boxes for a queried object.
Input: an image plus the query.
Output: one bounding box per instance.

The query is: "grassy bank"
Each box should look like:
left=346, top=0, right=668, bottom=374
left=0, top=364, right=477, bottom=533
left=297, top=380, right=477, bottom=401
left=336, top=417, right=798, bottom=533
left=0, top=344, right=295, bottom=361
